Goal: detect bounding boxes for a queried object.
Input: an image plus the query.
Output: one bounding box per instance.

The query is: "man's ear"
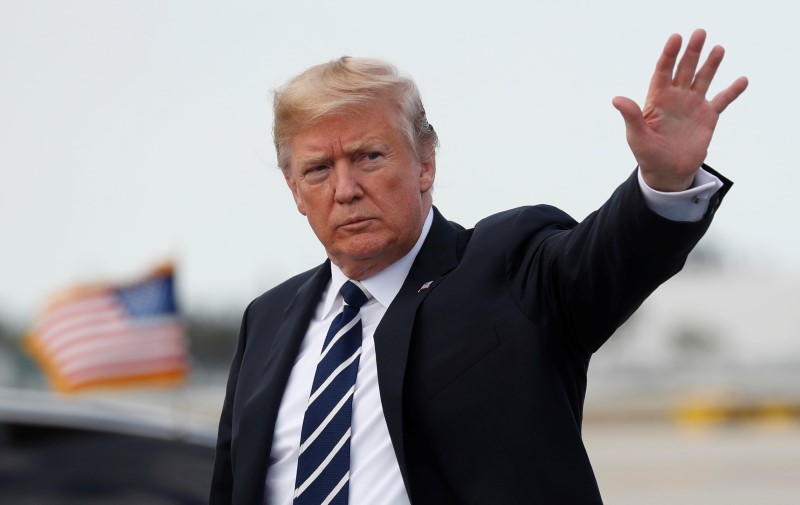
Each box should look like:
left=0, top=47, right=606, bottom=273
left=419, top=157, right=436, bottom=194
left=284, top=172, right=307, bottom=216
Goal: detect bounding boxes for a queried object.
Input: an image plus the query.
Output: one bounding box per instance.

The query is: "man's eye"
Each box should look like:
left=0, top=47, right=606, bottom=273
left=366, top=152, right=382, bottom=161
left=302, top=165, right=329, bottom=182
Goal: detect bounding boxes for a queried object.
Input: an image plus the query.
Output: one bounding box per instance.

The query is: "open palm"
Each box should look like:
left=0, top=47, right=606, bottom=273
left=613, top=29, right=748, bottom=192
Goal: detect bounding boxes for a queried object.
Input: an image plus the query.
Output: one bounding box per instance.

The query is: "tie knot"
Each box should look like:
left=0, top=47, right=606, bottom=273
left=340, top=280, right=370, bottom=309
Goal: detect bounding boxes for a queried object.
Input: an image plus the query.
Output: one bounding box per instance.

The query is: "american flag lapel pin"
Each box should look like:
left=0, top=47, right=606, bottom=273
left=418, top=280, right=433, bottom=293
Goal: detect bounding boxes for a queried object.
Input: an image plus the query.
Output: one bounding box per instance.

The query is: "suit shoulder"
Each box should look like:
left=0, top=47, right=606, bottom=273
left=474, top=205, right=577, bottom=235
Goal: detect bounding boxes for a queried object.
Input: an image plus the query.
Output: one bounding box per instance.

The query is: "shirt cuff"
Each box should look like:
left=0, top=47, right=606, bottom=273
left=637, top=167, right=724, bottom=222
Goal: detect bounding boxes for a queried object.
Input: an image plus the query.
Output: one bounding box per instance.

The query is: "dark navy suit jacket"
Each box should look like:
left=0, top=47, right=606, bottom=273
left=210, top=168, right=731, bottom=504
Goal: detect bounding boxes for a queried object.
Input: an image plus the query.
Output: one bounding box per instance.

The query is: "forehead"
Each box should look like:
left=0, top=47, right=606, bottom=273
left=289, top=103, right=405, bottom=155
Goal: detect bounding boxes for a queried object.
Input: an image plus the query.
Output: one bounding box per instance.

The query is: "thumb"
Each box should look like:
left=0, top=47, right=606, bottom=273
left=611, top=96, right=646, bottom=136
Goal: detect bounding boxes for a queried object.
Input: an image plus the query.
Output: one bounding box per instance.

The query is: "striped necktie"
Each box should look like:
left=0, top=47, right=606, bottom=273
left=293, top=280, right=371, bottom=505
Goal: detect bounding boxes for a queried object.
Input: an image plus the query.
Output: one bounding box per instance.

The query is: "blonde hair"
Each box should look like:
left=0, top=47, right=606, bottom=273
left=273, top=56, right=438, bottom=172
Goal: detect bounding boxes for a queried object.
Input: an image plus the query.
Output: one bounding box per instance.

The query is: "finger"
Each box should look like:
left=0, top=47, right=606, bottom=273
left=649, top=33, right=683, bottom=92
left=612, top=96, right=646, bottom=135
left=710, top=76, right=749, bottom=113
left=673, top=29, right=707, bottom=88
left=692, top=45, right=725, bottom=95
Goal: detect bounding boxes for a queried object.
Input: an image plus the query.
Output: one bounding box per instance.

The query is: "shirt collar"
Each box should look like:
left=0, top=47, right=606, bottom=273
left=321, top=208, right=434, bottom=319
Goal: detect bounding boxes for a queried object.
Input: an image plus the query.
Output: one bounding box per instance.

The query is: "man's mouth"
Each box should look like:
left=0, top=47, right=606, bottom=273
left=339, top=217, right=374, bottom=230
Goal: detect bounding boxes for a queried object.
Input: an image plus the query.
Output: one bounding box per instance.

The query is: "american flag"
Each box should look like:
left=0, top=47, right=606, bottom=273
left=26, top=264, right=189, bottom=393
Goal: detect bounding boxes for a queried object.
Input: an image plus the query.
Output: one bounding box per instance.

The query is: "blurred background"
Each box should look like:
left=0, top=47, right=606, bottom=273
left=1, top=0, right=798, bottom=503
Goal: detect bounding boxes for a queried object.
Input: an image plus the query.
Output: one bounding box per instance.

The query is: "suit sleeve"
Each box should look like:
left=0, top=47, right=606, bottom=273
left=209, top=301, right=253, bottom=505
left=506, top=166, right=731, bottom=357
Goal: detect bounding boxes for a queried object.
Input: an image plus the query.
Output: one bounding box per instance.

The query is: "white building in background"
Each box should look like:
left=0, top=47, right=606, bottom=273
left=589, top=260, right=800, bottom=400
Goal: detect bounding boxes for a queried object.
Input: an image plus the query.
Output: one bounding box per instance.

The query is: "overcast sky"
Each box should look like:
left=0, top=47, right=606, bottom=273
left=1, top=0, right=797, bottom=324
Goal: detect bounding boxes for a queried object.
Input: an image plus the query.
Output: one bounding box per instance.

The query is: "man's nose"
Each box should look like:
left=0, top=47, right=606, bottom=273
left=333, top=164, right=364, bottom=203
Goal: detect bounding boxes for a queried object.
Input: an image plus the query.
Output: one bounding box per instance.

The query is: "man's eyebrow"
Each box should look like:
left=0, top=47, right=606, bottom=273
left=296, top=152, right=332, bottom=167
left=344, top=138, right=391, bottom=154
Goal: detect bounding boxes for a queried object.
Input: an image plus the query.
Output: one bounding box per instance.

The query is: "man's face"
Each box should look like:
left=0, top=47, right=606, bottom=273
left=284, top=102, right=435, bottom=280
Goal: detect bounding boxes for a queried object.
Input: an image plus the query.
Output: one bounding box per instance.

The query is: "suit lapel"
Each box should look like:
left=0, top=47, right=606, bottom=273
left=373, top=207, right=461, bottom=488
left=237, top=263, right=331, bottom=504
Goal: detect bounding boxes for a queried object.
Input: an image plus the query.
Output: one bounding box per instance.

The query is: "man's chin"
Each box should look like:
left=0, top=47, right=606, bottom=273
left=328, top=239, right=402, bottom=278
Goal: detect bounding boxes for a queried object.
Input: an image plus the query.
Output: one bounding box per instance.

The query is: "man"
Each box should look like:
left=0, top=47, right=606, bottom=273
left=211, top=29, right=747, bottom=504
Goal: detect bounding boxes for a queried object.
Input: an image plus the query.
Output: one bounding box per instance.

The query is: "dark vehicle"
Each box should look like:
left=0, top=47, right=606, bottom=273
left=0, top=388, right=216, bottom=504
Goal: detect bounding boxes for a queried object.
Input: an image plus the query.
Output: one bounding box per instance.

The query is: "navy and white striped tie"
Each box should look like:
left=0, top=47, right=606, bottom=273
left=293, top=280, right=371, bottom=505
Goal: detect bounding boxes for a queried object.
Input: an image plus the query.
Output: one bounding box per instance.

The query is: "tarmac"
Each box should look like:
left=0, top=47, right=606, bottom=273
left=584, top=421, right=800, bottom=504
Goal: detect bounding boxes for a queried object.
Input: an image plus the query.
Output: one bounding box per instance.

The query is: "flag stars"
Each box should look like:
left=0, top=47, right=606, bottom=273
left=116, top=277, right=176, bottom=317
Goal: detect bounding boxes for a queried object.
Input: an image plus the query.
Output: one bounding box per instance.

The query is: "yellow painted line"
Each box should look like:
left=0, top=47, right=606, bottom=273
left=674, top=402, right=800, bottom=426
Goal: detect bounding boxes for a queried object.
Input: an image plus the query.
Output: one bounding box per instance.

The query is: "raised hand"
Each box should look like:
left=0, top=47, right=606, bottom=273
left=612, top=29, right=748, bottom=192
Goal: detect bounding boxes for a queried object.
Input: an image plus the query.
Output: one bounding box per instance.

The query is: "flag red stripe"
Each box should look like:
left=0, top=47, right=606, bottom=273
left=41, top=315, right=127, bottom=353
left=64, top=355, right=188, bottom=385
left=38, top=306, right=122, bottom=345
left=54, top=326, right=186, bottom=369
left=43, top=317, right=180, bottom=356
left=36, top=295, right=117, bottom=333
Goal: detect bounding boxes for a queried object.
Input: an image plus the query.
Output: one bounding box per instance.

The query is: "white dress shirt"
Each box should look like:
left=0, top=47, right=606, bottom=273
left=264, top=168, right=722, bottom=504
